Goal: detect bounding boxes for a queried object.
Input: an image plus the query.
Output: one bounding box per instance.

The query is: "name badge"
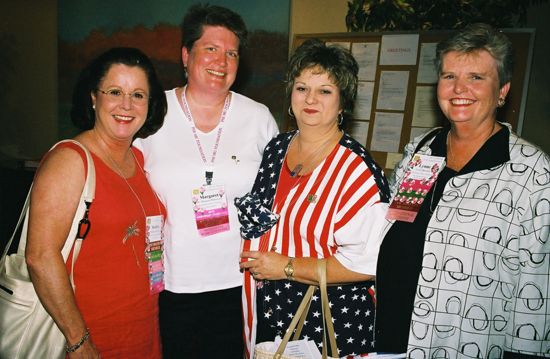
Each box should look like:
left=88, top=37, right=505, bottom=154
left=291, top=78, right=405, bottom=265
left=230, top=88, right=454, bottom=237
left=386, top=154, right=445, bottom=222
left=145, top=215, right=164, bottom=294
left=192, top=184, right=230, bottom=237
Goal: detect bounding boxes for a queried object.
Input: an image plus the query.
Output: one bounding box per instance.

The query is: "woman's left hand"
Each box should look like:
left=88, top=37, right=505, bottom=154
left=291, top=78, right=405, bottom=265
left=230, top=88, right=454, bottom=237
left=240, top=250, right=288, bottom=280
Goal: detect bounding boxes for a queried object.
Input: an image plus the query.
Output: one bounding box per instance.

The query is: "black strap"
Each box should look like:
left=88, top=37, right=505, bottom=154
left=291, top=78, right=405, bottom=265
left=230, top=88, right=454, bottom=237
left=413, top=127, right=444, bottom=154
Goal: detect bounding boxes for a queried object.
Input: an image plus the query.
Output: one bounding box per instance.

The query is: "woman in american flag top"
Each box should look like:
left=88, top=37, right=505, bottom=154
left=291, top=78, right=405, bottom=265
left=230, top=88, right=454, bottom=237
left=236, top=38, right=390, bottom=358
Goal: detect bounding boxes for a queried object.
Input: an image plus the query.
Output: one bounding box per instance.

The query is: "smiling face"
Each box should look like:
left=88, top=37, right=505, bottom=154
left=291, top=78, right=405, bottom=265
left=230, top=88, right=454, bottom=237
left=182, top=25, right=239, bottom=96
left=291, top=67, right=342, bottom=132
left=91, top=64, right=149, bottom=142
left=437, top=50, right=510, bottom=129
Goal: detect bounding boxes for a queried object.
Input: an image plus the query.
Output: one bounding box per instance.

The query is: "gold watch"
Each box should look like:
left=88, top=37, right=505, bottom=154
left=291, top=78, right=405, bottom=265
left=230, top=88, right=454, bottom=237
left=284, top=258, right=295, bottom=280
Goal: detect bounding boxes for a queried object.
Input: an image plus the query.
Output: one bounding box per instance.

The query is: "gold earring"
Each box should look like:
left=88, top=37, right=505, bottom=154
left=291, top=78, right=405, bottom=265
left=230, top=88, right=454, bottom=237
left=337, top=112, right=344, bottom=126
left=497, top=97, right=506, bottom=108
left=288, top=106, right=295, bottom=118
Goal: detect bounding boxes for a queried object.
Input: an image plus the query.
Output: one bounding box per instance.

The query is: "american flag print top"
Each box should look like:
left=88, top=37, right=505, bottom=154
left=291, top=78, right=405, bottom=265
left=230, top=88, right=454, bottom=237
left=239, top=131, right=389, bottom=358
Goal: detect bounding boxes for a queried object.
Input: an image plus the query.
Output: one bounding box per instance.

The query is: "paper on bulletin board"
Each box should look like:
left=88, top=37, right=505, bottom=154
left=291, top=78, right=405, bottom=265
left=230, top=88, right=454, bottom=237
left=352, top=42, right=380, bottom=81
left=412, top=86, right=439, bottom=127
left=410, top=127, right=432, bottom=142
left=417, top=43, right=438, bottom=84
left=353, top=81, right=375, bottom=120
left=386, top=152, right=404, bottom=170
left=380, top=34, right=419, bottom=65
left=377, top=71, right=409, bottom=111
left=371, top=112, right=404, bottom=153
left=349, top=120, right=370, bottom=147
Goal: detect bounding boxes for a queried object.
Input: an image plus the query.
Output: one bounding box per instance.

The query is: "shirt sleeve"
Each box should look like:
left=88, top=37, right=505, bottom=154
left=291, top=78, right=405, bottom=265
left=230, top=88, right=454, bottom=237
left=265, top=112, right=279, bottom=141
left=330, top=158, right=389, bottom=275
left=132, top=137, right=144, bottom=151
left=510, top=153, right=550, bottom=353
left=333, top=201, right=388, bottom=275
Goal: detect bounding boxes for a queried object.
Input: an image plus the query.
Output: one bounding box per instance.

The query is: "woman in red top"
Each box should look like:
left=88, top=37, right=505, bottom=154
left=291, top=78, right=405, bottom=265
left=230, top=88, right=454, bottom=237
left=26, top=48, right=167, bottom=358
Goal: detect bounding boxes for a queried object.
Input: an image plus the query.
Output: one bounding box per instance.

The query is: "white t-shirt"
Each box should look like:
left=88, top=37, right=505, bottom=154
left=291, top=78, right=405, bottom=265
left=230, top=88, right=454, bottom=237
left=135, top=89, right=278, bottom=293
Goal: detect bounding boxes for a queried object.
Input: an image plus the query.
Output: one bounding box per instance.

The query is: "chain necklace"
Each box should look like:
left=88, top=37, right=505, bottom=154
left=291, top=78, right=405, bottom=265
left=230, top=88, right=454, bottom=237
left=94, top=131, right=162, bottom=267
left=290, top=129, right=342, bottom=177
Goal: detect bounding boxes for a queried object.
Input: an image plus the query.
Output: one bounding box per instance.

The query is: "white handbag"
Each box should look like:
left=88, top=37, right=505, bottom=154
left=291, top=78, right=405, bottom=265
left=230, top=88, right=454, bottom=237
left=254, top=260, right=339, bottom=359
left=0, top=140, right=95, bottom=359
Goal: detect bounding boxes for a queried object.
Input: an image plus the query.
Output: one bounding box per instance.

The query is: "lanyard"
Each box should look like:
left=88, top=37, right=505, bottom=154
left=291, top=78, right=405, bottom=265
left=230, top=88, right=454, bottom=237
left=181, top=86, right=231, bottom=185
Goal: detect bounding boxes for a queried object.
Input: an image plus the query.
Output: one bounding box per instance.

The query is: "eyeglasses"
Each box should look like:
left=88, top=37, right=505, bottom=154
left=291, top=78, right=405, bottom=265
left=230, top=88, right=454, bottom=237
left=97, top=88, right=149, bottom=105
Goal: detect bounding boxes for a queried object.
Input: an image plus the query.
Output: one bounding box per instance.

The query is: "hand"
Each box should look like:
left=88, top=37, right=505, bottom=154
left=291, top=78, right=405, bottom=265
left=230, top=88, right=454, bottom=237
left=240, top=250, right=288, bottom=281
left=68, top=339, right=100, bottom=359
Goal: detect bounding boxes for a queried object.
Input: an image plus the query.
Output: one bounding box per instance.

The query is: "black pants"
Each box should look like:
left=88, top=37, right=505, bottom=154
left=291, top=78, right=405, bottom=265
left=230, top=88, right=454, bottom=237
left=159, top=286, right=244, bottom=359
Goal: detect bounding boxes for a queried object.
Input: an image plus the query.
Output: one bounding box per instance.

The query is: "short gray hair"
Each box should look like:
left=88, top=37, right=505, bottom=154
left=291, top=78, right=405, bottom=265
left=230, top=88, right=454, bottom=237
left=435, top=23, right=513, bottom=87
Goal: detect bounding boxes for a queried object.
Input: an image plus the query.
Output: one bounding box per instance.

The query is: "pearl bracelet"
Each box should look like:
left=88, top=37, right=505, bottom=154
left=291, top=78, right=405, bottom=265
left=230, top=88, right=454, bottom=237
left=65, top=328, right=90, bottom=353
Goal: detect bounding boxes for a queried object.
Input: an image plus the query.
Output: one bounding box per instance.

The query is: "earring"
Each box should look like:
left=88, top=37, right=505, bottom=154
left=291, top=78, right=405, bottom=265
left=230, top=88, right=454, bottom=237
left=288, top=106, right=295, bottom=119
left=337, top=112, right=344, bottom=126
left=497, top=97, right=506, bottom=108
left=92, top=104, right=96, bottom=110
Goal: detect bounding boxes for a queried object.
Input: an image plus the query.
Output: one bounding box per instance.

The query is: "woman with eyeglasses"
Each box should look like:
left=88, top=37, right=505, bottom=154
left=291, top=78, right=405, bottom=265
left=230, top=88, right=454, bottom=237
left=25, top=47, right=167, bottom=358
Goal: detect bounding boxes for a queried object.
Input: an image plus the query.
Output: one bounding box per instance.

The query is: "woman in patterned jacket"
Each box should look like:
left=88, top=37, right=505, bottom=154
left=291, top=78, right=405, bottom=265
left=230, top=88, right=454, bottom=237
left=375, top=23, right=550, bottom=358
left=236, top=38, right=389, bottom=357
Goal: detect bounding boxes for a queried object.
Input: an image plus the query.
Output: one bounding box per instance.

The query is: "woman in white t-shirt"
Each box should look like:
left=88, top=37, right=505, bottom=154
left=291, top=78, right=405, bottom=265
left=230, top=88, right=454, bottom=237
left=135, top=4, right=278, bottom=358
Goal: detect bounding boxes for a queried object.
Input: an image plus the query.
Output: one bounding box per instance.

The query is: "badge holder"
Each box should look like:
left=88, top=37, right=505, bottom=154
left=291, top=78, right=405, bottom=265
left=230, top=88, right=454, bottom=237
left=145, top=215, right=164, bottom=294
left=386, top=154, right=445, bottom=222
left=192, top=178, right=230, bottom=237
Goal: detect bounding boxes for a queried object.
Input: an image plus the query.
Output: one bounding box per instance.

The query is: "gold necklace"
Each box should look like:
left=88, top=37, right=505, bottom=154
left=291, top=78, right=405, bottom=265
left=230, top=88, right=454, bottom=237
left=290, top=130, right=341, bottom=177
left=94, top=132, right=161, bottom=267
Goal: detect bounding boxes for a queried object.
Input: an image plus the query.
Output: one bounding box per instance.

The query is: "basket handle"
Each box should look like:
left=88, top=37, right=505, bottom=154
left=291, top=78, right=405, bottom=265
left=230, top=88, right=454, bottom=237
left=275, top=259, right=339, bottom=359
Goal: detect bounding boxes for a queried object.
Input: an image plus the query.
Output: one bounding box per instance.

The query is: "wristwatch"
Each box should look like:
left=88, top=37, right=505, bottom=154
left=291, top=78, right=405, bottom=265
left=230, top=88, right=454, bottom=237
left=284, top=258, right=295, bottom=280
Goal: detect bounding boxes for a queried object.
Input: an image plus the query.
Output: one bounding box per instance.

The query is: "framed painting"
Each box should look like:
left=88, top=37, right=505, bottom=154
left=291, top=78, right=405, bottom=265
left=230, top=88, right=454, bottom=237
left=58, top=0, right=290, bottom=137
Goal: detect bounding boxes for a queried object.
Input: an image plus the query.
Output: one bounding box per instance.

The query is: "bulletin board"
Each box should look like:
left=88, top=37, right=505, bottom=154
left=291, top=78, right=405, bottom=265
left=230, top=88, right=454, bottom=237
left=291, top=29, right=535, bottom=171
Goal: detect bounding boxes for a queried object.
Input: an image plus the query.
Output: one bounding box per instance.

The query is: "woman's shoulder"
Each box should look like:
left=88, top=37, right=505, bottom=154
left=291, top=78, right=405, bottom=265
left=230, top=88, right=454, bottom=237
left=508, top=130, right=550, bottom=171
left=131, top=146, right=145, bottom=164
left=340, top=133, right=390, bottom=201
left=230, top=91, right=271, bottom=113
left=34, top=140, right=89, bottom=190
left=340, top=133, right=379, bottom=166
left=42, top=140, right=90, bottom=171
left=267, top=131, right=295, bottom=146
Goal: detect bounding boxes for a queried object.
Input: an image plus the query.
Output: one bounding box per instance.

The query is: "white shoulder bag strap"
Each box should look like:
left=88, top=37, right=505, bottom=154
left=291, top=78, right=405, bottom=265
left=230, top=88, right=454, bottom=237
left=2, top=140, right=95, bottom=287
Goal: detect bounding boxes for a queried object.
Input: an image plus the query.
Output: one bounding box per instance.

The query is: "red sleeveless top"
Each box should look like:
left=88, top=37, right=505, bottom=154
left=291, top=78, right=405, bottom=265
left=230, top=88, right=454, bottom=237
left=62, top=142, right=164, bottom=358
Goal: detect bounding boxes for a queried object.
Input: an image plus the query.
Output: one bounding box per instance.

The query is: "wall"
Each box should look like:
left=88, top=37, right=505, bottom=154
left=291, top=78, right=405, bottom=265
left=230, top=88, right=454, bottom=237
left=0, top=0, right=58, bottom=160
left=0, top=0, right=547, bottom=160
left=523, top=2, right=550, bottom=154
left=290, top=0, right=348, bottom=48
left=290, top=0, right=550, bottom=154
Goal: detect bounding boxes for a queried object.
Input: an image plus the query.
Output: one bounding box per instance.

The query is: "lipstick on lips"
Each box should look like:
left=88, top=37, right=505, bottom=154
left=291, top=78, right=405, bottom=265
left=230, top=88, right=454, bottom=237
left=303, top=108, right=318, bottom=114
left=113, top=114, right=134, bottom=123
